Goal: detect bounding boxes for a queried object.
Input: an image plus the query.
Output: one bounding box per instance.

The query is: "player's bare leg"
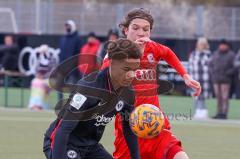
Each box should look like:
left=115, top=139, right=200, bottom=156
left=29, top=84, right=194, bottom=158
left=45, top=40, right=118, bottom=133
left=173, top=151, right=189, bottom=159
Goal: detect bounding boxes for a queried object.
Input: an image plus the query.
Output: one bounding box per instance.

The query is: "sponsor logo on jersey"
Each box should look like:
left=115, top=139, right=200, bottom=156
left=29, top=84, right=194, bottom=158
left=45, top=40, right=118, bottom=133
left=94, top=115, right=115, bottom=126
left=97, top=101, right=107, bottom=106
left=135, top=69, right=156, bottom=81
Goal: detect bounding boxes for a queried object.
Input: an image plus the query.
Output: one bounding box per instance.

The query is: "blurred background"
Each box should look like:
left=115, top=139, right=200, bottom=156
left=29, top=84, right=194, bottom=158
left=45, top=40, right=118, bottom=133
left=0, top=0, right=239, bottom=159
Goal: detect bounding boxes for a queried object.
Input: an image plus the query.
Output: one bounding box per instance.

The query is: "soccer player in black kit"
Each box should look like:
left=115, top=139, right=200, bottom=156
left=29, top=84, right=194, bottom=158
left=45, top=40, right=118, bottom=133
left=43, top=39, right=141, bottom=159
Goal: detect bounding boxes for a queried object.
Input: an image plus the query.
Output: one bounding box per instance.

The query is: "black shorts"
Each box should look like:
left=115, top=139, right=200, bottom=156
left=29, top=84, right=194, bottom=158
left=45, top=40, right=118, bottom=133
left=43, top=143, right=113, bottom=159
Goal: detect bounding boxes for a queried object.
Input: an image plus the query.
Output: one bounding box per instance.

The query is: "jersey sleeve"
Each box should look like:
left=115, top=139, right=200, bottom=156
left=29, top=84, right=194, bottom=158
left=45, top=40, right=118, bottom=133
left=121, top=103, right=140, bottom=159
left=51, top=91, right=94, bottom=159
left=155, top=43, right=187, bottom=77
left=51, top=119, right=78, bottom=159
left=43, top=120, right=59, bottom=154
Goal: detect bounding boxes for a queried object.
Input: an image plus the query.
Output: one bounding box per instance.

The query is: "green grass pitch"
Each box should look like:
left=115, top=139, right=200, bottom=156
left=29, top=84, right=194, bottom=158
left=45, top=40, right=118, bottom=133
left=0, top=91, right=240, bottom=159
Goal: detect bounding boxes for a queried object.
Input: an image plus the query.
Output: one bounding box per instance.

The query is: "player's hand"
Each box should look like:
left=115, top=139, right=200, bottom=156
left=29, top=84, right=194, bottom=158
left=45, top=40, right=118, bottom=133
left=183, top=74, right=201, bottom=97
left=135, top=37, right=151, bottom=54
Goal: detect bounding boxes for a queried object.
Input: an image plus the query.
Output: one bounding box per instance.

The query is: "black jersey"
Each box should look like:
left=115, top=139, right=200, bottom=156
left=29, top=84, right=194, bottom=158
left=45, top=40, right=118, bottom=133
left=44, top=68, right=140, bottom=159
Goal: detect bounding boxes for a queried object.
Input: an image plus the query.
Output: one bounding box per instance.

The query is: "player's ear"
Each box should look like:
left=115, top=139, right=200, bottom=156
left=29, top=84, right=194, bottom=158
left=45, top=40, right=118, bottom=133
left=124, top=27, right=129, bottom=36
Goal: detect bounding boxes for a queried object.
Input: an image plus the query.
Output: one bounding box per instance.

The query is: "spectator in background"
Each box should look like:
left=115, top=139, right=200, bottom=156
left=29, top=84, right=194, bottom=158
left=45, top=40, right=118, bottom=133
left=97, top=28, right=119, bottom=60
left=59, top=20, right=81, bottom=100
left=28, top=45, right=57, bottom=111
left=78, top=32, right=100, bottom=76
left=209, top=40, right=235, bottom=119
left=234, top=49, right=240, bottom=99
left=59, top=20, right=81, bottom=82
left=0, top=35, right=19, bottom=71
left=188, top=37, right=211, bottom=119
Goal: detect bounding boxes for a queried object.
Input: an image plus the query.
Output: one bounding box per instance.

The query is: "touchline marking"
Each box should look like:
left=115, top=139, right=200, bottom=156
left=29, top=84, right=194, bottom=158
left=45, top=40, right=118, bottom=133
left=0, top=117, right=54, bottom=122
left=171, top=120, right=240, bottom=127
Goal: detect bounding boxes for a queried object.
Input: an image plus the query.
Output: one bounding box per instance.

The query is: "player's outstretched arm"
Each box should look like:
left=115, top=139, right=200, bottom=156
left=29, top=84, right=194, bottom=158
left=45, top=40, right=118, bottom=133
left=157, top=45, right=201, bottom=97
left=157, top=45, right=187, bottom=77
left=121, top=106, right=141, bottom=159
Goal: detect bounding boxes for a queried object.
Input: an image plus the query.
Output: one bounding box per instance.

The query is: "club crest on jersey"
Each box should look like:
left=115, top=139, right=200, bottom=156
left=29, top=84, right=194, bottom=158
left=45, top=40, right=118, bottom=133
left=115, top=100, right=124, bottom=111
left=67, top=150, right=77, bottom=159
left=147, top=53, right=155, bottom=63
left=70, top=93, right=87, bottom=110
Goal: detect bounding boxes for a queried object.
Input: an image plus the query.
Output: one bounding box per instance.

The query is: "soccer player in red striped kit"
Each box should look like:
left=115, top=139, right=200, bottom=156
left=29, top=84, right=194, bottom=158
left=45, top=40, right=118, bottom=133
left=101, top=8, right=201, bottom=159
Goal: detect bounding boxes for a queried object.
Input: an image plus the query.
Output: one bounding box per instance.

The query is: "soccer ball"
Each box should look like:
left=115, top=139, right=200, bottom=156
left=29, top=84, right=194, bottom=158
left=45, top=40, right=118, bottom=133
left=129, top=104, right=164, bottom=138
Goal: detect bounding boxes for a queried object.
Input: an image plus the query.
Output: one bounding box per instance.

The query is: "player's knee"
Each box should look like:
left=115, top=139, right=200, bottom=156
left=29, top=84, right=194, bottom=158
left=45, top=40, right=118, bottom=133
left=173, top=151, right=189, bottom=159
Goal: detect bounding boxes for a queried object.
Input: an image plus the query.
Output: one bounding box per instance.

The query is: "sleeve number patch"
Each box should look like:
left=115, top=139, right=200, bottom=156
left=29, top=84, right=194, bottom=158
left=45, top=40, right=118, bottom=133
left=70, top=93, right=87, bottom=110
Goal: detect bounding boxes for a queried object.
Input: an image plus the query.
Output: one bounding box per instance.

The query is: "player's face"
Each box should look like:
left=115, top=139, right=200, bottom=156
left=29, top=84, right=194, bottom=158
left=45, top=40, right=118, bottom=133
left=110, top=58, right=140, bottom=88
left=124, top=18, right=151, bottom=41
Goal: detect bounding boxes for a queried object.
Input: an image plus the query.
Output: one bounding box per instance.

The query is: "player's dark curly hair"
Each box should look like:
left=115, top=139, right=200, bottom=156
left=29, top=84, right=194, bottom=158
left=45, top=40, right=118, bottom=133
left=119, top=8, right=154, bottom=36
left=106, top=38, right=141, bottom=60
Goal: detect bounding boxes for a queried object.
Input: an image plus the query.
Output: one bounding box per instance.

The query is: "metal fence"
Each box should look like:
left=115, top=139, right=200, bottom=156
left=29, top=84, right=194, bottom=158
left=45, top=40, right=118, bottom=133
left=1, top=0, right=240, bottom=40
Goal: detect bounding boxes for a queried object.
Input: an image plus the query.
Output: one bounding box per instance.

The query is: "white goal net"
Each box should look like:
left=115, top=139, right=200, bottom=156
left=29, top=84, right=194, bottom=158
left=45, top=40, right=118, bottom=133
left=0, top=8, right=18, bottom=33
